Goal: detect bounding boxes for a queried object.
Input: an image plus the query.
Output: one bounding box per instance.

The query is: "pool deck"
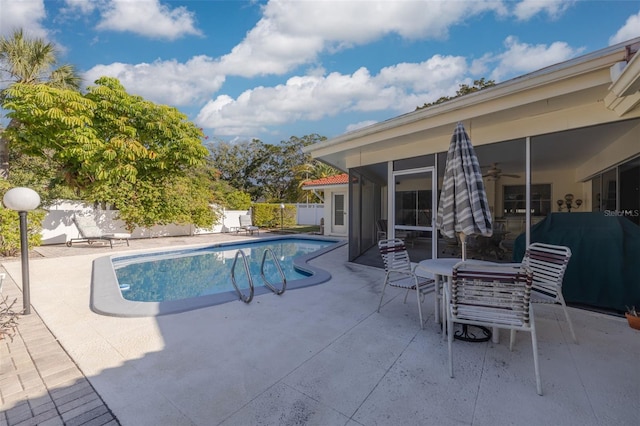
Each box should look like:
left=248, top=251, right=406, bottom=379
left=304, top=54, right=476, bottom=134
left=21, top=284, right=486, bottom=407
left=1, top=232, right=639, bottom=425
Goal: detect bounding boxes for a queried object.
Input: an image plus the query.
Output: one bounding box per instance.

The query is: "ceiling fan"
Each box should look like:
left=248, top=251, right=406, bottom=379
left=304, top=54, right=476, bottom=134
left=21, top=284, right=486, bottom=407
left=482, top=163, right=520, bottom=179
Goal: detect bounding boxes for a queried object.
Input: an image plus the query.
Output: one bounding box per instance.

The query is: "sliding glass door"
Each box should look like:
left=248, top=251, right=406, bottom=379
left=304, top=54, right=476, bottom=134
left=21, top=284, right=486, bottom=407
left=391, top=167, right=436, bottom=261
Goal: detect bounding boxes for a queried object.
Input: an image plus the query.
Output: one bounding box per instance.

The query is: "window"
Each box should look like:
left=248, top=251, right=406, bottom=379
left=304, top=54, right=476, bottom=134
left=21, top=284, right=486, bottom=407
left=591, top=155, right=640, bottom=225
left=503, top=184, right=551, bottom=216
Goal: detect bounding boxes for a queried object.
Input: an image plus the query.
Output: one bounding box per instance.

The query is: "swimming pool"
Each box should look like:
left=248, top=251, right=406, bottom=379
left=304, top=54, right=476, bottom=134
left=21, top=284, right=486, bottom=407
left=91, top=236, right=345, bottom=317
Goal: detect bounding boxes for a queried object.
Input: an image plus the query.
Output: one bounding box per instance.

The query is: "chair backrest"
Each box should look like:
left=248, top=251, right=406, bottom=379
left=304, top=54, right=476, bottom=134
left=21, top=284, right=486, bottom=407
left=378, top=238, right=412, bottom=273
left=239, top=215, right=253, bottom=227
left=522, top=242, right=571, bottom=298
left=376, top=219, right=387, bottom=233
left=73, top=215, right=104, bottom=238
left=451, top=262, right=533, bottom=327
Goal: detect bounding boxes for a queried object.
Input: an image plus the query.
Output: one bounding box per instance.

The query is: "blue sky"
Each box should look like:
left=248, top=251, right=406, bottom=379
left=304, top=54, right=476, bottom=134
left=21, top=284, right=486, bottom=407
left=1, top=0, right=639, bottom=145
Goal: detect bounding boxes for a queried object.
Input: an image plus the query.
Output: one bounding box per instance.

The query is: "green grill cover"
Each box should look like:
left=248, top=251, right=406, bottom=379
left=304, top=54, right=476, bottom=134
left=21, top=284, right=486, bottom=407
left=513, top=212, right=640, bottom=313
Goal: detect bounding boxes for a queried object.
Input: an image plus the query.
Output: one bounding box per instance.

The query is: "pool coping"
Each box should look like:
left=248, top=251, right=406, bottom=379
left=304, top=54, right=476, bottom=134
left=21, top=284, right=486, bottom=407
left=90, top=235, right=347, bottom=317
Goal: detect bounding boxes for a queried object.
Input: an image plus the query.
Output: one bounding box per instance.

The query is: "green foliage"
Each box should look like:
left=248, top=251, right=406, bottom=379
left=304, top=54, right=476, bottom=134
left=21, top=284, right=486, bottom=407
left=0, top=29, right=81, bottom=89
left=90, top=174, right=216, bottom=232
left=252, top=203, right=296, bottom=228
left=7, top=150, right=79, bottom=204
left=2, top=83, right=99, bottom=188
left=211, top=180, right=252, bottom=210
left=0, top=181, right=45, bottom=256
left=206, top=139, right=269, bottom=200
left=295, top=160, right=342, bottom=202
left=2, top=77, right=213, bottom=231
left=416, top=78, right=496, bottom=110
left=207, top=134, right=328, bottom=203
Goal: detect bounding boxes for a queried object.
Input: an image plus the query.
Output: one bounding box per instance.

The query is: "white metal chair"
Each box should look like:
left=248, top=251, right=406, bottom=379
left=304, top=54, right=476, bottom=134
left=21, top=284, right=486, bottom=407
left=448, top=262, right=542, bottom=395
left=522, top=242, right=577, bottom=343
left=377, top=238, right=435, bottom=329
left=376, top=219, right=387, bottom=241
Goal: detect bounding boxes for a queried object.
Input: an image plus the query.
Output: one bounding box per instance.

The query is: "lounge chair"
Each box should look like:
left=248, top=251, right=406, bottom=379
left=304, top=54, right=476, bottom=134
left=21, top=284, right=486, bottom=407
left=67, top=215, right=131, bottom=248
left=238, top=215, right=260, bottom=235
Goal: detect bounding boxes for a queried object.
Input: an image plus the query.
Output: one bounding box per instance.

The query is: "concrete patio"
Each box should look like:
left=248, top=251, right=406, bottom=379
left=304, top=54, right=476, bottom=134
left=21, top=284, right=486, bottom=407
left=1, top=233, right=638, bottom=425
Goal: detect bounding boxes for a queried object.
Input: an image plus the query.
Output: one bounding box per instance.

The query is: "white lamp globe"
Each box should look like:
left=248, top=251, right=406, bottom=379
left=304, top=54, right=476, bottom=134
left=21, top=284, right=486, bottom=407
left=3, top=187, right=41, bottom=211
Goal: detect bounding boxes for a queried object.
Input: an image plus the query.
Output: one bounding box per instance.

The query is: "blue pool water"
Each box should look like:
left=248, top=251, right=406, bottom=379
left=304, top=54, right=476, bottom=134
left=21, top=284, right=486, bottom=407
left=112, top=238, right=337, bottom=303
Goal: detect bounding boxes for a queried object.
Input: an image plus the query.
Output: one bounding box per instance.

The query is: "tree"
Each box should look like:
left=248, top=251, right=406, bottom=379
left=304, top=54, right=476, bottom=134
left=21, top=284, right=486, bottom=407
left=295, top=160, right=342, bottom=202
left=416, top=78, right=495, bottom=110
left=2, top=78, right=216, bottom=230
left=206, top=139, right=270, bottom=200
left=207, top=134, right=330, bottom=203
left=0, top=29, right=81, bottom=178
left=257, top=134, right=328, bottom=202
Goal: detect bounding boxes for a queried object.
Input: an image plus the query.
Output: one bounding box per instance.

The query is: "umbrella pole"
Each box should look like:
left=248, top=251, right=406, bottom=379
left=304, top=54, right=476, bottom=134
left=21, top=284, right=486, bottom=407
left=455, top=231, right=492, bottom=343
left=459, top=233, right=467, bottom=261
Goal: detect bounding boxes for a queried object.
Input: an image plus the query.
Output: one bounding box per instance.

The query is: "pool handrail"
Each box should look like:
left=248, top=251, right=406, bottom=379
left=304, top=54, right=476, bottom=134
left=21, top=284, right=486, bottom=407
left=231, top=249, right=254, bottom=303
left=260, top=248, right=287, bottom=295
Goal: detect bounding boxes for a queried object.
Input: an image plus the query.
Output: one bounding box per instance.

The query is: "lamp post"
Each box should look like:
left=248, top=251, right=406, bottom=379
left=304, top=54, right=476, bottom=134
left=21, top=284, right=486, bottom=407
left=3, top=187, right=40, bottom=315
left=280, top=204, right=285, bottom=232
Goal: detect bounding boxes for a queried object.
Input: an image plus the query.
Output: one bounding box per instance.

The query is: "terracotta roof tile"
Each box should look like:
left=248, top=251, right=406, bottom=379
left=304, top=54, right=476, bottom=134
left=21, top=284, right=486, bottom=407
left=302, top=173, right=349, bottom=188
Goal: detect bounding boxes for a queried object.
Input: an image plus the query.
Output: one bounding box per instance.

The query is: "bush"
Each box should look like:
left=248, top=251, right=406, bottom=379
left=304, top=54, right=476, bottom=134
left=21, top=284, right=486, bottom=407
left=252, top=203, right=296, bottom=228
left=0, top=182, right=45, bottom=257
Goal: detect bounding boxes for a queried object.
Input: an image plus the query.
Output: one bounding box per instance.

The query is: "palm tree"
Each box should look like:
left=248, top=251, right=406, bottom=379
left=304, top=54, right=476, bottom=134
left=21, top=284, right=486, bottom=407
left=295, top=160, right=342, bottom=202
left=0, top=29, right=82, bottom=178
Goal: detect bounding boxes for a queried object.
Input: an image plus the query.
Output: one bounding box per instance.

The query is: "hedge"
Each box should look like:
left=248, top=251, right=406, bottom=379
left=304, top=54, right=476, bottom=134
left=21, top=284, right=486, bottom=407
left=252, top=203, right=296, bottom=228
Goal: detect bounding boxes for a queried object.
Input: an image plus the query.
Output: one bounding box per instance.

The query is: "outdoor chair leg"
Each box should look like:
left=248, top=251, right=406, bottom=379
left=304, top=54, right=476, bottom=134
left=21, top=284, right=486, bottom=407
left=433, top=277, right=441, bottom=324
left=447, top=312, right=454, bottom=378
left=530, top=311, right=542, bottom=396
left=415, top=285, right=424, bottom=329
left=558, top=295, right=578, bottom=343
left=377, top=276, right=390, bottom=312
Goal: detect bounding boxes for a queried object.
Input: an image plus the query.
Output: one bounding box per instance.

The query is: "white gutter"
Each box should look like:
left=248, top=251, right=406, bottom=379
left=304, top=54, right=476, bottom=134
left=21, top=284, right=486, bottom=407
left=604, top=44, right=640, bottom=115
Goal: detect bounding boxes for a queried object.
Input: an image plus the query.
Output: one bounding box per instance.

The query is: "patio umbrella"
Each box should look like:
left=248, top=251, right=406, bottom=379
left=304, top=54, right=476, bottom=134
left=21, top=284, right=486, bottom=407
left=436, top=122, right=492, bottom=260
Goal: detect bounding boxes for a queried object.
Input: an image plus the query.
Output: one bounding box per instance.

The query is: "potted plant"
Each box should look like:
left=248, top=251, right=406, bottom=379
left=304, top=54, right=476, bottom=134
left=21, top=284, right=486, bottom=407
left=625, top=306, right=640, bottom=330
left=0, top=295, right=20, bottom=341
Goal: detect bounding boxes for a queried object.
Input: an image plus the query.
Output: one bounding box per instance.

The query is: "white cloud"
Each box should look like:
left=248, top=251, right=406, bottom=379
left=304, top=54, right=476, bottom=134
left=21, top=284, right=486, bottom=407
left=217, top=0, right=507, bottom=77
left=486, top=36, right=583, bottom=81
left=196, top=55, right=468, bottom=137
left=83, top=56, right=225, bottom=106
left=61, top=0, right=98, bottom=16
left=0, top=0, right=48, bottom=38
left=75, top=0, right=202, bottom=40
left=512, top=0, right=575, bottom=21
left=609, top=10, right=640, bottom=45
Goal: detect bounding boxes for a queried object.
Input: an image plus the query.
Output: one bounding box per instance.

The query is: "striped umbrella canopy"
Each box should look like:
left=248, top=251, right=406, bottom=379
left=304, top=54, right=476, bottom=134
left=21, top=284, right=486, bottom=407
left=436, top=122, right=492, bottom=260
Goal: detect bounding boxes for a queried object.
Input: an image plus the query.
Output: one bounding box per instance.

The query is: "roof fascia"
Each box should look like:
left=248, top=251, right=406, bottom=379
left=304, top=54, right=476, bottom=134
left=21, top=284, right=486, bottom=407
left=302, top=183, right=348, bottom=190
left=604, top=46, right=640, bottom=115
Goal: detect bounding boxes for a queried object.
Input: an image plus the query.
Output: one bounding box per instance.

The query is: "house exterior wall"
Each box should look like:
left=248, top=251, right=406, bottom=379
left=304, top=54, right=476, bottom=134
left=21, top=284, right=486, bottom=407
left=575, top=121, right=640, bottom=180
left=320, top=187, right=348, bottom=237
left=304, top=38, right=640, bottom=272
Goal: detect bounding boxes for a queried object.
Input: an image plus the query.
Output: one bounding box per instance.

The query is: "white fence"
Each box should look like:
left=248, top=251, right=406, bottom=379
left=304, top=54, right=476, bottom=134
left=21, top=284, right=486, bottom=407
left=296, top=203, right=324, bottom=225
left=39, top=201, right=324, bottom=245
